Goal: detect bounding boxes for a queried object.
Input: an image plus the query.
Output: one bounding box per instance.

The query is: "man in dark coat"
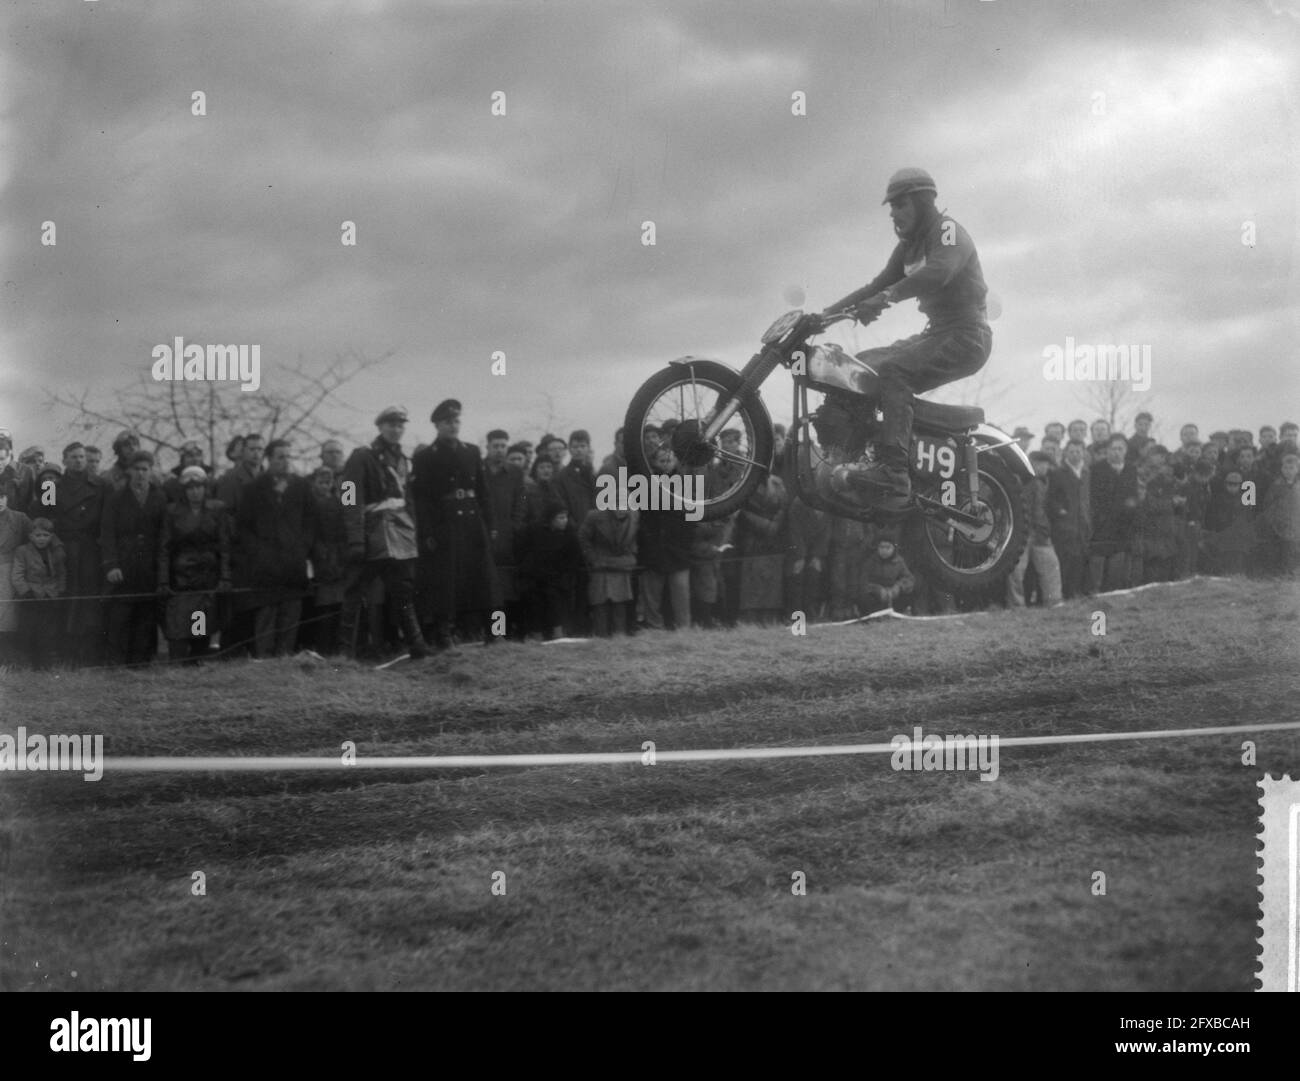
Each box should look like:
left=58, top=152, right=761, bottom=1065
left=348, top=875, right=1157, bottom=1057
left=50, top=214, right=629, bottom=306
left=1006, top=451, right=1063, bottom=607
left=215, top=432, right=264, bottom=654
left=1087, top=434, right=1138, bottom=592
left=412, top=400, right=498, bottom=647
left=1125, top=412, right=1157, bottom=466
left=555, top=429, right=597, bottom=633
left=236, top=439, right=318, bottom=658
left=1051, top=440, right=1091, bottom=598
left=0, top=429, right=21, bottom=504
left=215, top=433, right=264, bottom=516
left=483, top=429, right=526, bottom=637
left=102, top=430, right=141, bottom=492
left=338, top=407, right=429, bottom=660
left=306, top=466, right=347, bottom=654
left=638, top=504, right=696, bottom=630
left=101, top=450, right=168, bottom=665
left=49, top=445, right=108, bottom=664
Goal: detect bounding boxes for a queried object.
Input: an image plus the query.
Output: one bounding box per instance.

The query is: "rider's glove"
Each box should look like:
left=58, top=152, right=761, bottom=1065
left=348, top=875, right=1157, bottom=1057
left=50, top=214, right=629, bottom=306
left=854, top=293, right=890, bottom=325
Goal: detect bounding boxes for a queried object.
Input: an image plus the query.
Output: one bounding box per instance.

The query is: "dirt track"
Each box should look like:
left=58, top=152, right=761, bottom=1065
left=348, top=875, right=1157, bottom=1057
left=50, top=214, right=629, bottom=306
left=1, top=577, right=1296, bottom=990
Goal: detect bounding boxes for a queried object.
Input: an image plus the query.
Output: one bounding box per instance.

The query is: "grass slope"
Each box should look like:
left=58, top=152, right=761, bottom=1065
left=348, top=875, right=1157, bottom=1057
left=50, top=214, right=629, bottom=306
left=1, top=577, right=1296, bottom=991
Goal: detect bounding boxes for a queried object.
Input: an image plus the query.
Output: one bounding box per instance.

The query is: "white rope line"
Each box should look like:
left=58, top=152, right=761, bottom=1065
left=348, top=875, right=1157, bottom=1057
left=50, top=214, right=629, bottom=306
left=92, top=721, right=1300, bottom=773
left=815, top=575, right=1237, bottom=626
left=367, top=578, right=1246, bottom=659
left=1092, top=575, right=1232, bottom=598
left=820, top=607, right=989, bottom=626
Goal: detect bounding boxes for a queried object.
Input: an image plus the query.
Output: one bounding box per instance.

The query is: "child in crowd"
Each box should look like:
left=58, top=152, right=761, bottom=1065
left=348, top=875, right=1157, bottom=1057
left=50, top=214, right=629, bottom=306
left=858, top=535, right=915, bottom=615
left=517, top=501, right=584, bottom=639
left=11, top=517, right=66, bottom=669
left=579, top=504, right=638, bottom=636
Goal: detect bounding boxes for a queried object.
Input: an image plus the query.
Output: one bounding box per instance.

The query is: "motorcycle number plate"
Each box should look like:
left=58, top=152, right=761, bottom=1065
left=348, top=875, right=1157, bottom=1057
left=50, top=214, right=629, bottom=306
left=912, top=436, right=958, bottom=479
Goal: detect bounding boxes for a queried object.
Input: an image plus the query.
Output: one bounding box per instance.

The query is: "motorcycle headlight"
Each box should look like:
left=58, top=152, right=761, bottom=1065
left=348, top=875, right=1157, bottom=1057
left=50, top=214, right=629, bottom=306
left=761, top=309, right=803, bottom=344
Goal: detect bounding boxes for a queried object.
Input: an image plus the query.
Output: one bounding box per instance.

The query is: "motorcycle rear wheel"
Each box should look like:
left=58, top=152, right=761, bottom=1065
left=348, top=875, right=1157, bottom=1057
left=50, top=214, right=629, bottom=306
left=904, top=453, right=1028, bottom=593
left=623, top=360, right=774, bottom=521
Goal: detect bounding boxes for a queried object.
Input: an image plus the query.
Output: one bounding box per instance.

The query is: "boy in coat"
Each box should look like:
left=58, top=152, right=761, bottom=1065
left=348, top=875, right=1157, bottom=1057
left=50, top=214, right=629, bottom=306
left=858, top=535, right=915, bottom=614
left=579, top=505, right=638, bottom=636
left=12, top=517, right=67, bottom=668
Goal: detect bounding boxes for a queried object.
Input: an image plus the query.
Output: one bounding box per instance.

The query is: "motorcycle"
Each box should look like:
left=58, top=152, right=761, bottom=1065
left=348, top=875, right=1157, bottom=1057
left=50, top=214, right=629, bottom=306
left=622, top=307, right=1032, bottom=593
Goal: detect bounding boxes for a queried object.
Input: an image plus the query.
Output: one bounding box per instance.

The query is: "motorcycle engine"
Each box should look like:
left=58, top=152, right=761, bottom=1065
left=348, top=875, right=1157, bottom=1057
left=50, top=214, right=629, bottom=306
left=811, top=396, right=872, bottom=459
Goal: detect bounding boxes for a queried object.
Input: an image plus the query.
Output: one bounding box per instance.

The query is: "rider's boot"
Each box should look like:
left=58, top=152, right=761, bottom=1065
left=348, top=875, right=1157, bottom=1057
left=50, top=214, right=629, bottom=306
left=837, top=445, right=912, bottom=502
left=839, top=391, right=913, bottom=503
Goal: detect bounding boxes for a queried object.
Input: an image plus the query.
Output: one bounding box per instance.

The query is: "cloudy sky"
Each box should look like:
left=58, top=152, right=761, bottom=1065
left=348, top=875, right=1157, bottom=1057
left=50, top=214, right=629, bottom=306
left=3, top=0, right=1297, bottom=463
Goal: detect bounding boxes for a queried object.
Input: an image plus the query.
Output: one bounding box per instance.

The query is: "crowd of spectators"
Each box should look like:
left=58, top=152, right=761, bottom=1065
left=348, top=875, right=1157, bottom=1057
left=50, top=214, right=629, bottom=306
left=0, top=407, right=1295, bottom=669
left=1002, top=414, right=1300, bottom=607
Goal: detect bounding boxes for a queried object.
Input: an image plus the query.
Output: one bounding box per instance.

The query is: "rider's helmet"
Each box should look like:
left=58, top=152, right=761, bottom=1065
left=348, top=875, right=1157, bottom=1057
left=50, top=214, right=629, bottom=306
left=882, top=167, right=937, bottom=205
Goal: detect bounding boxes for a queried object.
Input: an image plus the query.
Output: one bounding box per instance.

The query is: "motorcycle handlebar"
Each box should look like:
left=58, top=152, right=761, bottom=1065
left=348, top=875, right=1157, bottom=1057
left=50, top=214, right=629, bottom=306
left=811, top=309, right=857, bottom=332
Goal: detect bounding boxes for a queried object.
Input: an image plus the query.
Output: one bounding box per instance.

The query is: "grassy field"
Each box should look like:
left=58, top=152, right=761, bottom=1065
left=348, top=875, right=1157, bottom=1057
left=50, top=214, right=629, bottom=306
left=1, top=576, right=1296, bottom=991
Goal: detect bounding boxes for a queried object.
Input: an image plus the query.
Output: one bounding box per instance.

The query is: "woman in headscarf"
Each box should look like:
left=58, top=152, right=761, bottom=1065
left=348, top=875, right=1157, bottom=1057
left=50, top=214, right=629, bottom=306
left=158, top=465, right=231, bottom=663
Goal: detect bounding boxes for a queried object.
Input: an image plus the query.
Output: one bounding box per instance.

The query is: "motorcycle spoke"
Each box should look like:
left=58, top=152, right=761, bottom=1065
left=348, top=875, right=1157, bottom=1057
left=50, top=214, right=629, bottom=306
left=712, top=446, right=764, bottom=469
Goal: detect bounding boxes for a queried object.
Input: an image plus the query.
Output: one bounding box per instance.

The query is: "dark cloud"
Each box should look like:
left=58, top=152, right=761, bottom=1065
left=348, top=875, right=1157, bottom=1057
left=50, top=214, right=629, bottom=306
left=2, top=0, right=1296, bottom=453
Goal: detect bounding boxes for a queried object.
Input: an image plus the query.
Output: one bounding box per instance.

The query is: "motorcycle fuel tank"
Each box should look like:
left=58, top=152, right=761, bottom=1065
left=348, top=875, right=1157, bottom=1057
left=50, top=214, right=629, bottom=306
left=804, top=342, right=874, bottom=396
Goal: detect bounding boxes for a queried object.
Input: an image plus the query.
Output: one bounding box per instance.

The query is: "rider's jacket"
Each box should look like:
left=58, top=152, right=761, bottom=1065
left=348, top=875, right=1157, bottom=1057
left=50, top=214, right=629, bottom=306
left=837, top=208, right=989, bottom=328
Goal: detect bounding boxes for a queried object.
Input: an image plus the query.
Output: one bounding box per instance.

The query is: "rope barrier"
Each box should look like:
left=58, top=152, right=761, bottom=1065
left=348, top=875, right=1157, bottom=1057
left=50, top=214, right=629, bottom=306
left=92, top=721, right=1300, bottom=773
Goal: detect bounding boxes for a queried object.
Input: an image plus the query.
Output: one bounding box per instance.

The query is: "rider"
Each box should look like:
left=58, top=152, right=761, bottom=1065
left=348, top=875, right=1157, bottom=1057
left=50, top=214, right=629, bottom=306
left=822, top=167, right=992, bottom=501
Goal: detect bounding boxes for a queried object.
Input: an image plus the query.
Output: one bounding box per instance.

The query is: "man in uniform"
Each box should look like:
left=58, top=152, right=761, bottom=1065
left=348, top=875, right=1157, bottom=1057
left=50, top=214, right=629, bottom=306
left=412, top=400, right=498, bottom=648
left=339, top=407, right=430, bottom=661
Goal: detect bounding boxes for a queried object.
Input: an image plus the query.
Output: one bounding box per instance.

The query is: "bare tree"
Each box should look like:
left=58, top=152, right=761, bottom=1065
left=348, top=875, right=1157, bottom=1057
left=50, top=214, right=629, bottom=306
left=532, top=391, right=573, bottom=446
left=1073, top=380, right=1154, bottom=435
left=924, top=362, right=1013, bottom=412
left=47, top=349, right=393, bottom=467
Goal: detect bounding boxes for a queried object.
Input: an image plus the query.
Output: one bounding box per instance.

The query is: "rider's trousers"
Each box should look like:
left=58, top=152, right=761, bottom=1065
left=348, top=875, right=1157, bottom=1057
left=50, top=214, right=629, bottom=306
left=854, top=321, right=993, bottom=454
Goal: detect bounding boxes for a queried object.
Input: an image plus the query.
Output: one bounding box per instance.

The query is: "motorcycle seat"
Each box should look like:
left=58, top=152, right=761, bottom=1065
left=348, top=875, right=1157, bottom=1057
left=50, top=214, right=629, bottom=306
left=912, top=398, right=984, bottom=430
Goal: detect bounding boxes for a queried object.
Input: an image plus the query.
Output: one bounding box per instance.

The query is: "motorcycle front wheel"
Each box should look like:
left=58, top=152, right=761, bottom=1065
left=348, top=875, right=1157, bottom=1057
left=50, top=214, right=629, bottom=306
left=904, top=453, right=1028, bottom=593
left=622, top=360, right=774, bottom=521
